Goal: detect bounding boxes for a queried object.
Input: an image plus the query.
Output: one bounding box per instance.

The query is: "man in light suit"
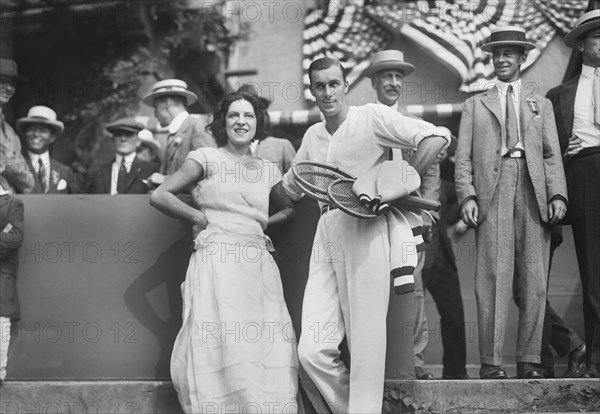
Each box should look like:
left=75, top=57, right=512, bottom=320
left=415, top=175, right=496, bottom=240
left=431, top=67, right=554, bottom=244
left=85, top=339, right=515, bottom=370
left=87, top=118, right=158, bottom=195
left=455, top=26, right=568, bottom=379
left=142, top=79, right=215, bottom=187
left=546, top=9, right=600, bottom=378
left=17, top=106, right=80, bottom=194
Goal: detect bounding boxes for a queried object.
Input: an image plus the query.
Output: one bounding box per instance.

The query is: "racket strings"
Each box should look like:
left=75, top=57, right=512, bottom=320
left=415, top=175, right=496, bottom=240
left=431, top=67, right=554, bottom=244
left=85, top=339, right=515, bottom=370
left=328, top=180, right=379, bottom=218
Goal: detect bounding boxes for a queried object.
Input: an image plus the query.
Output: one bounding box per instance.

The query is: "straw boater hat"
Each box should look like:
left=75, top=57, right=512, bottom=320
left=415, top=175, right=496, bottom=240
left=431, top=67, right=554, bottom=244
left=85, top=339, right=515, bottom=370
left=142, top=79, right=198, bottom=107
left=0, top=58, right=23, bottom=81
left=564, top=9, right=600, bottom=48
left=481, top=26, right=536, bottom=53
left=363, top=50, right=416, bottom=78
left=105, top=117, right=145, bottom=135
left=16, top=106, right=64, bottom=135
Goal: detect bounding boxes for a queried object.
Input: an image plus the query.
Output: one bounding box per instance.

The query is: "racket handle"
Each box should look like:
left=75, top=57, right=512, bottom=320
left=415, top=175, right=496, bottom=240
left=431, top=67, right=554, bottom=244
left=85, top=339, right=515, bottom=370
left=392, top=195, right=441, bottom=212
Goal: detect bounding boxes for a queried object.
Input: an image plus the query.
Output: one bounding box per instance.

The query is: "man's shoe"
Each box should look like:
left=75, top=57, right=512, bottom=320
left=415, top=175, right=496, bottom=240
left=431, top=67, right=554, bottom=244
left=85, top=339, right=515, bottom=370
left=580, top=363, right=600, bottom=378
left=415, top=366, right=434, bottom=379
left=479, top=364, right=507, bottom=379
left=561, top=344, right=586, bottom=378
left=442, top=373, right=471, bottom=379
left=517, top=363, right=544, bottom=379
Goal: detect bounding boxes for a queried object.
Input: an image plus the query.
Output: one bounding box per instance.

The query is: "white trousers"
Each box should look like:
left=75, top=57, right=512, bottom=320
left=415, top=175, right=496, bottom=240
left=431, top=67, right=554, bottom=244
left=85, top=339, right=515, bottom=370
left=0, top=316, right=11, bottom=381
left=298, top=210, right=416, bottom=414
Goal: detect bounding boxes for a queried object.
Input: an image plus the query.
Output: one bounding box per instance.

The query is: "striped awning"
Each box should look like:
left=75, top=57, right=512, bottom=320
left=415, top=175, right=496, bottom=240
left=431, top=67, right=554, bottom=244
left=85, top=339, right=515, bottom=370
left=302, top=0, right=588, bottom=103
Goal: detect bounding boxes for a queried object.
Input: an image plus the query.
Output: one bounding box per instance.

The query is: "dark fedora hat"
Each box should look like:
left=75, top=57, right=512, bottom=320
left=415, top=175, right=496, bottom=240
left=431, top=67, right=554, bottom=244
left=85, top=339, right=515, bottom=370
left=481, top=26, right=536, bottom=53
left=564, top=10, right=600, bottom=48
left=0, top=58, right=23, bottom=81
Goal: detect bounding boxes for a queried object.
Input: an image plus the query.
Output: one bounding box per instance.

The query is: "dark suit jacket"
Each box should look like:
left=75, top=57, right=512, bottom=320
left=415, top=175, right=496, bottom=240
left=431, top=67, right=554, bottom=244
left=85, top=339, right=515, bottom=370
left=163, top=114, right=215, bottom=175
left=546, top=76, right=579, bottom=155
left=87, top=156, right=158, bottom=194
left=455, top=86, right=568, bottom=224
left=24, top=154, right=81, bottom=194
left=0, top=194, right=24, bottom=320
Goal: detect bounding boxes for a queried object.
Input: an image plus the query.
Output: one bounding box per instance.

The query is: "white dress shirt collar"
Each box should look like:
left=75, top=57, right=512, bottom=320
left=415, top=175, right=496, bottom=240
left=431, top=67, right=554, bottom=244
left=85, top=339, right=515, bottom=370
left=168, top=111, right=189, bottom=135
left=28, top=151, right=50, bottom=170
left=114, top=152, right=137, bottom=173
left=581, top=64, right=596, bottom=79
left=496, top=78, right=521, bottom=99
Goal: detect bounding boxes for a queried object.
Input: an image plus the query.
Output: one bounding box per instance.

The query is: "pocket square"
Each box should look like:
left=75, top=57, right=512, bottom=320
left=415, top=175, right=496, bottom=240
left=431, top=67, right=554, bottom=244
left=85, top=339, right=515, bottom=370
left=56, top=179, right=67, bottom=191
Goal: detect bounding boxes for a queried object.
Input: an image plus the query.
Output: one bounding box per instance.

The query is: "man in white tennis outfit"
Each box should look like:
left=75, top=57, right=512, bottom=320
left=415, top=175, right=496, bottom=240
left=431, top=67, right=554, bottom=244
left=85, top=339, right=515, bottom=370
left=282, top=57, right=449, bottom=413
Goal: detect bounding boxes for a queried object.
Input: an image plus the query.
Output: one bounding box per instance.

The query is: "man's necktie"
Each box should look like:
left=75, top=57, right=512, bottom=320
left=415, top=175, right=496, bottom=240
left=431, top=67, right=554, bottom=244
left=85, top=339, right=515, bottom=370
left=37, top=158, right=47, bottom=192
left=116, top=159, right=128, bottom=194
left=506, top=84, right=519, bottom=150
left=593, top=68, right=600, bottom=129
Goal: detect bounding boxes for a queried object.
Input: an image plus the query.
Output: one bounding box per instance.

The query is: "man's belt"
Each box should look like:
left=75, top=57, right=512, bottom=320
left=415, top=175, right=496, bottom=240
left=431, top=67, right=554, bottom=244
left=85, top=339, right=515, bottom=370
left=570, top=146, right=600, bottom=162
left=503, top=149, right=525, bottom=158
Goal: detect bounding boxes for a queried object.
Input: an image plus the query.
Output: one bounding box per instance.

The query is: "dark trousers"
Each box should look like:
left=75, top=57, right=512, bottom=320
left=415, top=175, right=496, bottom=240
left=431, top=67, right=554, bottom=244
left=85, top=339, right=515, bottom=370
left=539, top=229, right=584, bottom=371
left=422, top=223, right=468, bottom=377
left=565, top=150, right=600, bottom=365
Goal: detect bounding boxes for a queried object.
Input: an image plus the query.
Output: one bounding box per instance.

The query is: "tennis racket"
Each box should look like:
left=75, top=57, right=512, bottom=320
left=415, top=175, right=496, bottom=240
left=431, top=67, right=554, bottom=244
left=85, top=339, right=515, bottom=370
left=327, top=179, right=381, bottom=219
left=291, top=161, right=355, bottom=203
left=327, top=179, right=441, bottom=219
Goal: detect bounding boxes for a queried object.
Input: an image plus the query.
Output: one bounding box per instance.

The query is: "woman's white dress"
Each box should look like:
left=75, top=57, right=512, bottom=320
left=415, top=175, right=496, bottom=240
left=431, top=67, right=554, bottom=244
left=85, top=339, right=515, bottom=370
left=171, top=147, right=298, bottom=413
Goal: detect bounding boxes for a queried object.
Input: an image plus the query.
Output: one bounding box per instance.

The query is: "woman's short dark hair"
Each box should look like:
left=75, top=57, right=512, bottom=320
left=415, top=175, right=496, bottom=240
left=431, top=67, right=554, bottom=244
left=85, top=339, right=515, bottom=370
left=206, top=90, right=272, bottom=147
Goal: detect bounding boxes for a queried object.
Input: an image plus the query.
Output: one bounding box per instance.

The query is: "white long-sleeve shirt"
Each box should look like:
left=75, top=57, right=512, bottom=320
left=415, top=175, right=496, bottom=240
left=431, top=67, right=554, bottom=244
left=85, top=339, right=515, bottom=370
left=282, top=103, right=450, bottom=200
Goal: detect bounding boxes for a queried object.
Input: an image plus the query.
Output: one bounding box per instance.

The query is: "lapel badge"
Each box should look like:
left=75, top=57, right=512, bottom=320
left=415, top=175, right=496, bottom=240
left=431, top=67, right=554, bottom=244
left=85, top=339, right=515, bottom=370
left=526, top=98, right=540, bottom=116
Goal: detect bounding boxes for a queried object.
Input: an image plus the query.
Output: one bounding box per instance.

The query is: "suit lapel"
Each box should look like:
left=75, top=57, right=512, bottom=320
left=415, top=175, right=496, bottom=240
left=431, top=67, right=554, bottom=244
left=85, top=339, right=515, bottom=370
left=164, top=115, right=190, bottom=173
left=48, top=162, right=60, bottom=193
left=0, top=196, right=8, bottom=229
left=102, top=162, right=113, bottom=193
left=178, top=115, right=191, bottom=138
left=122, top=157, right=142, bottom=193
left=519, top=91, right=534, bottom=145
left=25, top=156, right=45, bottom=193
left=480, top=87, right=503, bottom=143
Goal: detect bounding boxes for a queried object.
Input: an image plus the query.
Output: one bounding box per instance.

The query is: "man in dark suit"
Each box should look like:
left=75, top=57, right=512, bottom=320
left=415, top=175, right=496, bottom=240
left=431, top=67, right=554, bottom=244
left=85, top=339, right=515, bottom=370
left=142, top=79, right=215, bottom=187
left=455, top=26, right=568, bottom=379
left=546, top=9, right=600, bottom=378
left=0, top=184, right=24, bottom=383
left=87, top=118, right=158, bottom=195
left=17, top=105, right=80, bottom=194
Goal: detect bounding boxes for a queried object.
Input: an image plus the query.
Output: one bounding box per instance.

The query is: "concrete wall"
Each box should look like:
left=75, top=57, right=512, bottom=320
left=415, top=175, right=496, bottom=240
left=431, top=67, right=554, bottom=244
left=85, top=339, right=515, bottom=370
left=6, top=195, right=583, bottom=380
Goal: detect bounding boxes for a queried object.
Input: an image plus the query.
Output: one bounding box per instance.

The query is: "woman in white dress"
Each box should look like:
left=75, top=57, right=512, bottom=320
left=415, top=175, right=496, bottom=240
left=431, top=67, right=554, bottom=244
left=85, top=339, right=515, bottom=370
left=150, top=90, right=298, bottom=413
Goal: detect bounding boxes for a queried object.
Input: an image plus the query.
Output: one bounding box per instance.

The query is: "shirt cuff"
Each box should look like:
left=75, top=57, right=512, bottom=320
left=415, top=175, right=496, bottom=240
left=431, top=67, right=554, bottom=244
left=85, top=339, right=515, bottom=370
left=549, top=194, right=568, bottom=208
left=414, top=127, right=452, bottom=149
left=459, top=195, right=477, bottom=210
